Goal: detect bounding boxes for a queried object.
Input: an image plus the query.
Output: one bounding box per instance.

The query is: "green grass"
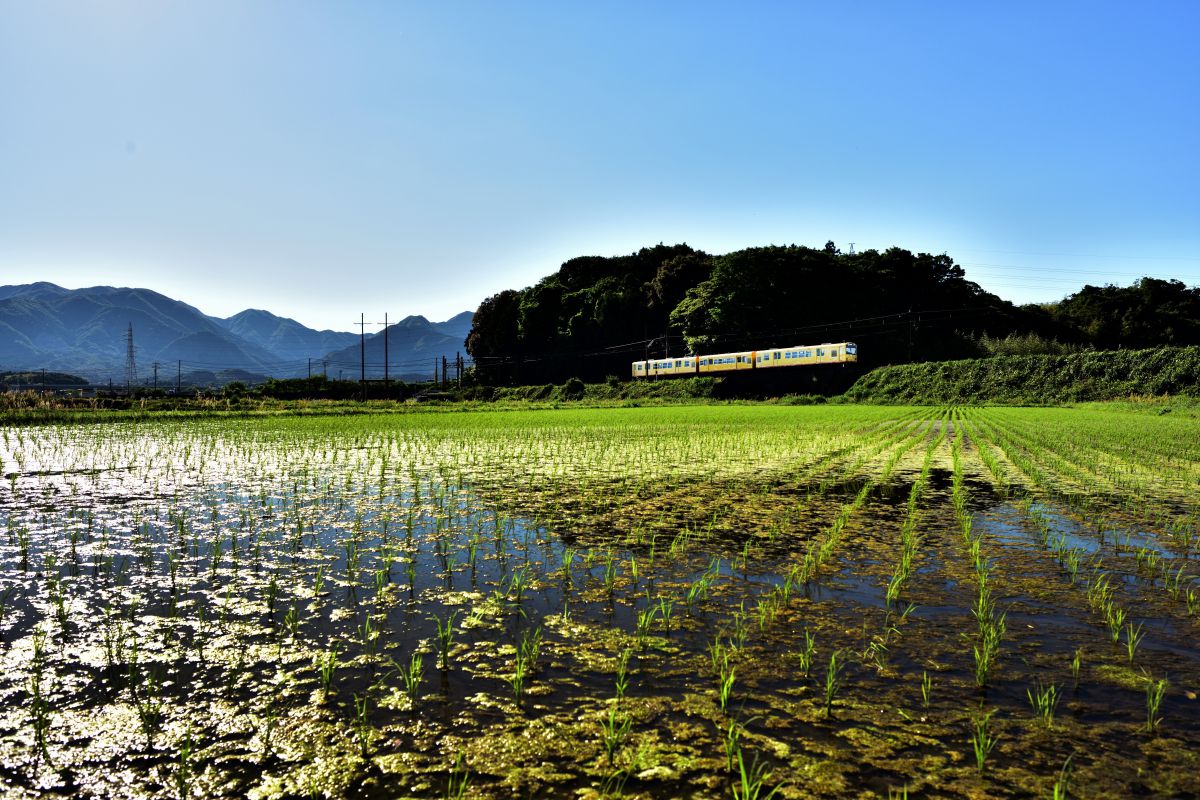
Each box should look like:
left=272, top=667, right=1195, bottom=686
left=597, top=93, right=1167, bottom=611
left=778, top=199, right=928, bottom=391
left=845, top=345, right=1200, bottom=404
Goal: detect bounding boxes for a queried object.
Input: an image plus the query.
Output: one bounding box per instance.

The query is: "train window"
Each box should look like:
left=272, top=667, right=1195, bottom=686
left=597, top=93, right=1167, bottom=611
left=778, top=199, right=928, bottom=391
left=817, top=349, right=824, bottom=356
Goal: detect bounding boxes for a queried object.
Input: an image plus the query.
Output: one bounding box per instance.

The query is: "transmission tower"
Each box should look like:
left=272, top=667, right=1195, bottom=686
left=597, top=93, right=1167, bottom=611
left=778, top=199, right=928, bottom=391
left=125, top=323, right=138, bottom=389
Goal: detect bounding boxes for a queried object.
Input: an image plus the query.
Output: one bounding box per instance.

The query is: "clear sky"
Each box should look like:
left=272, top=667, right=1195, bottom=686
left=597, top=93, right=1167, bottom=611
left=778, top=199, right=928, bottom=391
left=2, top=1, right=1197, bottom=332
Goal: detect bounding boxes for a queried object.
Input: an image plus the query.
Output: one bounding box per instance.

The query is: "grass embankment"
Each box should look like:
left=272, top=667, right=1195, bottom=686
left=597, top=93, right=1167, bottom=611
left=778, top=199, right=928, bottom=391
left=845, top=345, right=1200, bottom=404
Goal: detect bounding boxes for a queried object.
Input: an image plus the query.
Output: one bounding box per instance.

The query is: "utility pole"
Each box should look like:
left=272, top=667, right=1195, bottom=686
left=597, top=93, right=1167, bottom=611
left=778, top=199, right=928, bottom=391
left=442, top=356, right=449, bottom=388
left=356, top=313, right=367, bottom=383
left=323, top=360, right=328, bottom=378
left=152, top=361, right=159, bottom=390
left=372, top=313, right=390, bottom=384
left=902, top=307, right=912, bottom=362
left=308, top=358, right=312, bottom=379
left=41, top=368, right=46, bottom=394
left=434, top=358, right=438, bottom=386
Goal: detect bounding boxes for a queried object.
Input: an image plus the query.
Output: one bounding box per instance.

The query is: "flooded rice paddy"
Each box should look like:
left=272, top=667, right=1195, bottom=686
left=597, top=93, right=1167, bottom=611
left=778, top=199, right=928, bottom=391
left=0, top=404, right=1198, bottom=799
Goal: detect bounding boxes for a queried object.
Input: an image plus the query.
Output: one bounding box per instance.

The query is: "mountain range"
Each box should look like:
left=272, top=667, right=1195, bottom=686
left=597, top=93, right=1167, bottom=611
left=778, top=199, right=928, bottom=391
left=0, top=282, right=472, bottom=384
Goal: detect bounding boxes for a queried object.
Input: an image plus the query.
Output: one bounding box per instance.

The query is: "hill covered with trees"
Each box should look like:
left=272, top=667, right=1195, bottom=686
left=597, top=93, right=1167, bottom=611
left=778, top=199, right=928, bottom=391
left=465, top=242, right=1200, bottom=387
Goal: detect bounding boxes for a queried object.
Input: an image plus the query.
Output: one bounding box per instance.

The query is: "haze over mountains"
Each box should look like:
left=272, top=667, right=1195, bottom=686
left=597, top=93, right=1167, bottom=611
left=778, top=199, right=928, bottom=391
left=0, top=282, right=472, bottom=384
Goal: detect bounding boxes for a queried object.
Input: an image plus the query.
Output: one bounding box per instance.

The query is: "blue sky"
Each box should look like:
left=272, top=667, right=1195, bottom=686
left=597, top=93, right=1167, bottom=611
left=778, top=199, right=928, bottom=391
left=2, top=1, right=1197, bottom=332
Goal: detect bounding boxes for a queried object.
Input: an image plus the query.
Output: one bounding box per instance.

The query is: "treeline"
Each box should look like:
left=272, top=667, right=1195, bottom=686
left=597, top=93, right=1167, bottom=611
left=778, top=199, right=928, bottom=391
left=465, top=242, right=1200, bottom=385
left=844, top=346, right=1200, bottom=404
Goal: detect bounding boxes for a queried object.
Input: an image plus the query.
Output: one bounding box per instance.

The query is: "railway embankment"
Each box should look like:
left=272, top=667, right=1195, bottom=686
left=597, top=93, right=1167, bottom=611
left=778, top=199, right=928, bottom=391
left=845, top=345, right=1200, bottom=404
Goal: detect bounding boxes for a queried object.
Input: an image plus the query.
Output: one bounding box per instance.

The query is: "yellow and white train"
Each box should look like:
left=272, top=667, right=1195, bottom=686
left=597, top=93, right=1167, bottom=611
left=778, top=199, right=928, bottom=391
left=632, top=342, right=857, bottom=378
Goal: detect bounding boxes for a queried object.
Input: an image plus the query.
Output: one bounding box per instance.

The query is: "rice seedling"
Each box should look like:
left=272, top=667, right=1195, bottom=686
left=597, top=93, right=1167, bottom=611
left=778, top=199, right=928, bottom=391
left=358, top=613, right=379, bottom=658
left=634, top=605, right=657, bottom=648
left=730, top=748, right=783, bottom=800
left=1124, top=622, right=1145, bottom=664
left=175, top=724, right=196, bottom=800
left=971, top=708, right=999, bottom=775
left=1026, top=680, right=1060, bottom=728
left=797, top=628, right=816, bottom=678
left=433, top=610, right=459, bottom=670
left=921, top=670, right=932, bottom=708
left=614, top=648, right=632, bottom=700
left=599, top=702, right=632, bottom=766
left=722, top=715, right=753, bottom=773
left=400, top=652, right=424, bottom=702
left=1145, top=676, right=1168, bottom=733
left=509, top=646, right=531, bottom=706
left=28, top=625, right=53, bottom=764
left=1051, top=754, right=1073, bottom=800
left=445, top=750, right=470, bottom=800
left=717, top=656, right=737, bottom=714
left=824, top=651, right=843, bottom=718
left=353, top=693, right=373, bottom=758
left=317, top=646, right=339, bottom=695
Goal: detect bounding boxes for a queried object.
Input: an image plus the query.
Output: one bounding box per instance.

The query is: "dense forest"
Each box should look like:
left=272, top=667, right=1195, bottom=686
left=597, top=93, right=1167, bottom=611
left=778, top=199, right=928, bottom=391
left=465, top=242, right=1200, bottom=386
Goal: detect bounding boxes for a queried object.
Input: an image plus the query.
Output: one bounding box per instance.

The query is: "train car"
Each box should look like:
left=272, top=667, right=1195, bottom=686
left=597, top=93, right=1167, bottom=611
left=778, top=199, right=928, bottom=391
left=632, top=356, right=698, bottom=378
left=756, top=342, right=857, bottom=368
left=698, top=351, right=755, bottom=373
left=633, top=342, right=856, bottom=378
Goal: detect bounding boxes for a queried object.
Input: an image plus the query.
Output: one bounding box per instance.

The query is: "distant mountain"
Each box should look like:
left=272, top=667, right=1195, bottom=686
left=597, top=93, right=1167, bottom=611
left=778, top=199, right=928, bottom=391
left=430, top=311, right=474, bottom=345
left=0, top=283, right=278, bottom=380
left=0, top=282, right=473, bottom=385
left=216, top=309, right=358, bottom=363
left=319, top=314, right=472, bottom=381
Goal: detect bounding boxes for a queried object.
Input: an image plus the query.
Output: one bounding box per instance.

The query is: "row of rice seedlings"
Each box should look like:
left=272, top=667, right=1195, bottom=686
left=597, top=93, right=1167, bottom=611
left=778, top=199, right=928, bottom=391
left=951, top=417, right=1007, bottom=689
left=884, top=418, right=946, bottom=603
left=969, top=413, right=1181, bottom=734
left=792, top=419, right=935, bottom=589
left=970, top=411, right=1196, bottom=629
left=991, top=408, right=1199, bottom=511
left=600, top=647, right=633, bottom=766
left=975, top=408, right=1191, bottom=551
